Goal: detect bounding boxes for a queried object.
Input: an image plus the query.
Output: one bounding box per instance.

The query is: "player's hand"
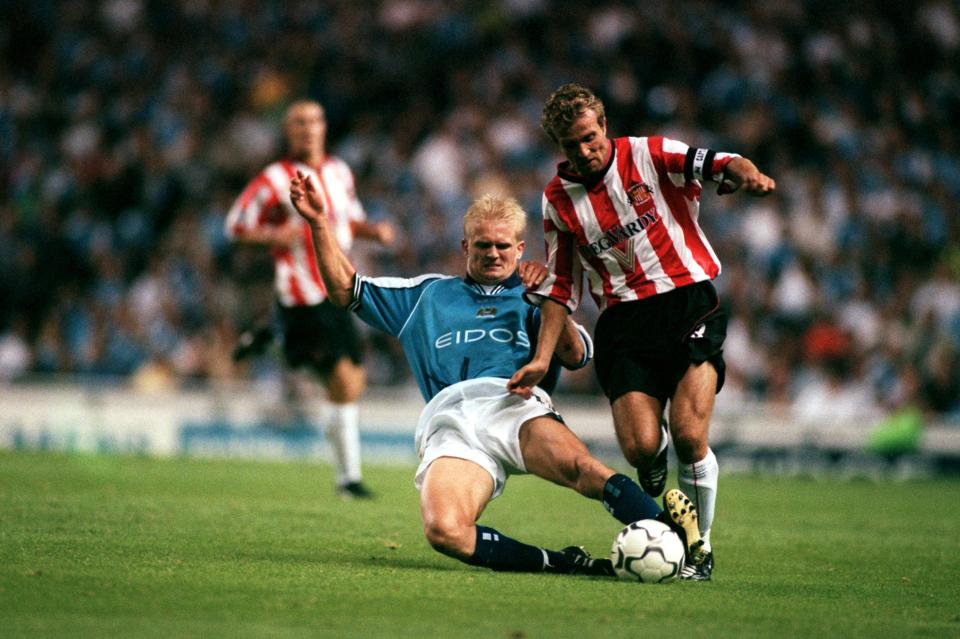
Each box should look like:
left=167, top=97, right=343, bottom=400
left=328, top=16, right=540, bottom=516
left=374, top=221, right=396, bottom=246
left=507, top=360, right=549, bottom=399
left=517, top=261, right=548, bottom=289
left=717, top=157, right=776, bottom=196
left=289, top=170, right=327, bottom=225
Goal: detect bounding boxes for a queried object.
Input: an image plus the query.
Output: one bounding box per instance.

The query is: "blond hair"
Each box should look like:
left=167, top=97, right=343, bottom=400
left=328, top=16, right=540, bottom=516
left=462, top=193, right=527, bottom=240
left=540, top=83, right=606, bottom=142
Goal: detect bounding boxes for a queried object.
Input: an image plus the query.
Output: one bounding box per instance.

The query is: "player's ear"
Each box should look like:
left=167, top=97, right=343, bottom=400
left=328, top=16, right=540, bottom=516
left=516, top=240, right=525, bottom=257
left=461, top=238, right=468, bottom=255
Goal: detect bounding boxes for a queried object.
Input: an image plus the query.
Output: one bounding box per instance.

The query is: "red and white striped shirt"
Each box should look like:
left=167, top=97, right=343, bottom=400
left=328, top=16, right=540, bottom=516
left=530, top=136, right=737, bottom=313
left=225, top=157, right=366, bottom=307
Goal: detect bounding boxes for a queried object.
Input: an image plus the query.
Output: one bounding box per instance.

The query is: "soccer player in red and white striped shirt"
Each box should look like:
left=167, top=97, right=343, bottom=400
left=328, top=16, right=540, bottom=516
left=509, top=83, right=775, bottom=580
left=225, top=99, right=395, bottom=499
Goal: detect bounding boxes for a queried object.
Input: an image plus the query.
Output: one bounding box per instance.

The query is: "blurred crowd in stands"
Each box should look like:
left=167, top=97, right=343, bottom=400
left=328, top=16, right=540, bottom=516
left=1, top=0, right=958, bottom=422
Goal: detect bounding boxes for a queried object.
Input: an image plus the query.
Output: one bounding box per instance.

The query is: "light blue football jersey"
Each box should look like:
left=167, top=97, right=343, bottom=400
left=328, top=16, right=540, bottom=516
left=349, top=271, right=584, bottom=402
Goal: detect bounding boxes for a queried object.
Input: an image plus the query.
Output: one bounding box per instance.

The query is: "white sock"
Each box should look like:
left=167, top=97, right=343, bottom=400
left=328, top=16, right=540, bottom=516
left=327, top=403, right=362, bottom=486
left=677, top=448, right=718, bottom=546
left=656, top=421, right=669, bottom=456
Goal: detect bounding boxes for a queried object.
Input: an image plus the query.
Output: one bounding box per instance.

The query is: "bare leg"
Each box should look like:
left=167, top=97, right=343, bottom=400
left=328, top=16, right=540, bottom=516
left=670, top=362, right=720, bottom=541
left=518, top=415, right=663, bottom=526
left=518, top=415, right=616, bottom=497
left=419, top=457, right=494, bottom=559
left=325, top=357, right=366, bottom=404
left=668, top=362, right=716, bottom=464
left=610, top=391, right=664, bottom=468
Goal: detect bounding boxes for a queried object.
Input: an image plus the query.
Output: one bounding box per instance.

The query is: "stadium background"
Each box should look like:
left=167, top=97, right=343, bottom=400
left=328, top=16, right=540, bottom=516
left=1, top=1, right=959, bottom=468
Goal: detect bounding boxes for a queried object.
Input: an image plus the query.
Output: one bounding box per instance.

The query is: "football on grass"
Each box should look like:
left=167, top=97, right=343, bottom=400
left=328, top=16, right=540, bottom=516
left=610, top=519, right=685, bottom=583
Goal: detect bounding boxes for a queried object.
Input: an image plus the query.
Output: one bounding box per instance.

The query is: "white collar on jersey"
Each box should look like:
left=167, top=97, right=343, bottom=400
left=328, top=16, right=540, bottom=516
left=464, top=272, right=522, bottom=296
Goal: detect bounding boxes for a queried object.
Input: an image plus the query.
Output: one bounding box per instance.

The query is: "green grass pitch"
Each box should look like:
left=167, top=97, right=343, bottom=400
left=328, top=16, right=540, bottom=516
left=1, top=451, right=958, bottom=638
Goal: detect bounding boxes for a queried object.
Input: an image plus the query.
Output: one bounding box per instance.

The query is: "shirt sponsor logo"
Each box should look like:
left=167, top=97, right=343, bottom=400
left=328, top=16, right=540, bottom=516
left=435, top=328, right=530, bottom=349
left=579, top=211, right=658, bottom=265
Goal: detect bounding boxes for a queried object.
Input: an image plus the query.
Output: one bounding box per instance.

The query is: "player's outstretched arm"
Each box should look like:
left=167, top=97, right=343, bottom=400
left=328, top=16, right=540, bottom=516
left=508, top=298, right=567, bottom=398
left=718, top=157, right=776, bottom=196
left=289, top=170, right=357, bottom=307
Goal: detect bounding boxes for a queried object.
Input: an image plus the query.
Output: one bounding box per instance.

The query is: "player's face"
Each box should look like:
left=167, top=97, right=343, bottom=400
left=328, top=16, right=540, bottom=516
left=556, top=108, right=610, bottom=177
left=285, top=102, right=326, bottom=159
left=463, top=219, right=525, bottom=285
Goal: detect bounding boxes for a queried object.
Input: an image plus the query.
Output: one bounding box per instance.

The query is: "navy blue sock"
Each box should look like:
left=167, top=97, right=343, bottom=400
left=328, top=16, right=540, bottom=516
left=467, top=525, right=547, bottom=572
left=602, top=473, right=662, bottom=524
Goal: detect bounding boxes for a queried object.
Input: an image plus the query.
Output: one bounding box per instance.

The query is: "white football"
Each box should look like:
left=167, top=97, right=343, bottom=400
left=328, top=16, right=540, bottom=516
left=610, top=519, right=686, bottom=583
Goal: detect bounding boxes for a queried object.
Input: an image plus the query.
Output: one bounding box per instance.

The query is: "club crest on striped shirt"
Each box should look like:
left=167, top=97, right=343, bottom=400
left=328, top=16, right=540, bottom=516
left=626, top=181, right=654, bottom=206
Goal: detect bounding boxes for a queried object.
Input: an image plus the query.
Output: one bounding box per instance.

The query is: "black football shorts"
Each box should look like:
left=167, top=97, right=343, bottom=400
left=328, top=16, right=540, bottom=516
left=279, top=300, right=364, bottom=376
left=593, top=280, right=727, bottom=404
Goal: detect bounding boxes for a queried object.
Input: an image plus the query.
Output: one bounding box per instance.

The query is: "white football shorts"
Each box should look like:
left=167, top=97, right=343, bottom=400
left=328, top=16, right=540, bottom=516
left=414, top=377, right=562, bottom=499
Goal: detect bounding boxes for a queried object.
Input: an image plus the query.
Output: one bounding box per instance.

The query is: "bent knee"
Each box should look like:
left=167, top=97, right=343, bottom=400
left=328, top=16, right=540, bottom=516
left=423, top=517, right=475, bottom=558
left=614, top=422, right=664, bottom=468
left=619, top=437, right=660, bottom=468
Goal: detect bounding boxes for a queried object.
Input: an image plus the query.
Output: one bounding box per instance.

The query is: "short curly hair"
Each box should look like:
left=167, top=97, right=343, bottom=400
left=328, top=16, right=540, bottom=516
left=540, top=83, right=607, bottom=142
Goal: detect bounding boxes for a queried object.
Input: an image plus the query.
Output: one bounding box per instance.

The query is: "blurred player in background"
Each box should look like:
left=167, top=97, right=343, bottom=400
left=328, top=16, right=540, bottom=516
left=225, top=99, right=395, bottom=499
left=510, top=83, right=776, bottom=580
left=289, top=172, right=706, bottom=577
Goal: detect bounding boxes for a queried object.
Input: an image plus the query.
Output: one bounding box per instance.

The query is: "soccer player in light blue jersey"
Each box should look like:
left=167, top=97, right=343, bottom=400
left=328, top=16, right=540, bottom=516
left=289, top=170, right=704, bottom=576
